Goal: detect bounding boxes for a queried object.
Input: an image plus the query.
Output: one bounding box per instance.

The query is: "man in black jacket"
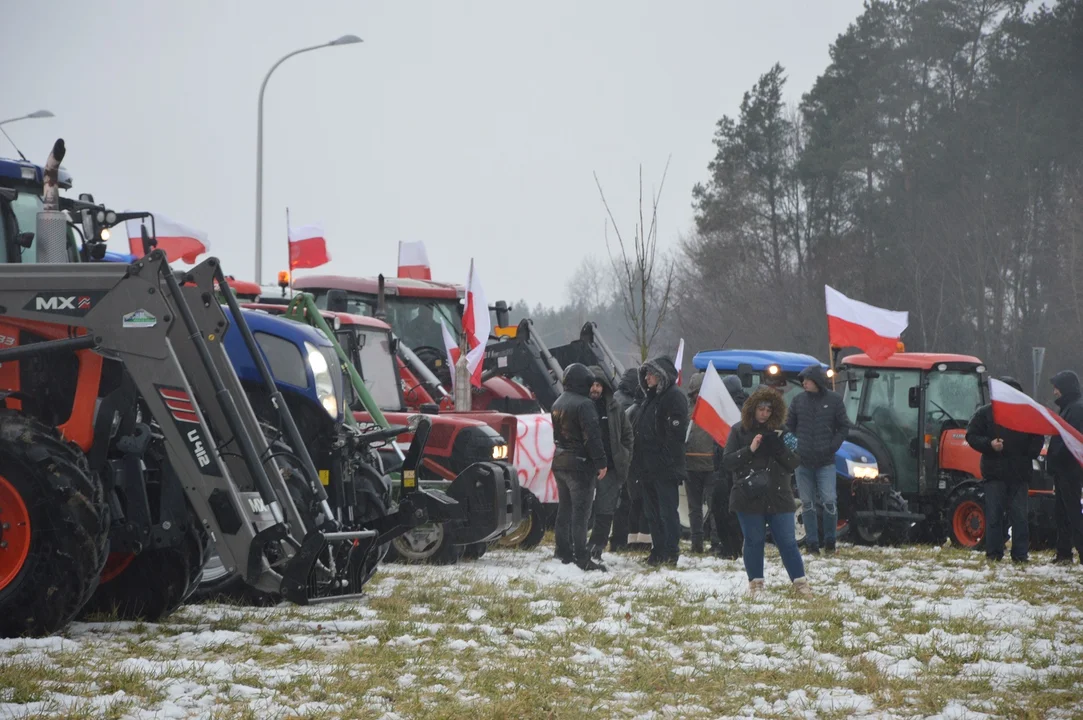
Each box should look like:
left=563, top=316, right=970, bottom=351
left=630, top=356, right=689, bottom=566
left=586, top=365, right=633, bottom=560
left=550, top=363, right=609, bottom=571
left=786, top=364, right=851, bottom=555
left=1049, top=370, right=1083, bottom=565
left=708, top=375, right=748, bottom=559
left=965, top=377, right=1045, bottom=563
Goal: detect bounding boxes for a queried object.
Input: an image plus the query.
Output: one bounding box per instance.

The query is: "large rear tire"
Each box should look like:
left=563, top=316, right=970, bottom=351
left=80, top=442, right=210, bottom=622
left=0, top=411, right=109, bottom=638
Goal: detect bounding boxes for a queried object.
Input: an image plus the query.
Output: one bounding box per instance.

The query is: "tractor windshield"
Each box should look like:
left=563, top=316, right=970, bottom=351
left=355, top=328, right=404, bottom=412
left=310, top=290, right=464, bottom=350
left=926, top=370, right=984, bottom=429
left=857, top=368, right=921, bottom=492
left=383, top=298, right=462, bottom=351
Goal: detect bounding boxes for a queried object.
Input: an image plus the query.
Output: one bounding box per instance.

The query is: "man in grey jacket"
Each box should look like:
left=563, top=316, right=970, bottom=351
left=786, top=364, right=851, bottom=555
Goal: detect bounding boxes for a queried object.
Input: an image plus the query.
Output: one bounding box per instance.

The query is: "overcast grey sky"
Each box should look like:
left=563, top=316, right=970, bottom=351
left=6, top=1, right=866, bottom=307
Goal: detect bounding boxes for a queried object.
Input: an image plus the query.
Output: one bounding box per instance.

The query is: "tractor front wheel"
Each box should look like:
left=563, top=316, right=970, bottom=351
left=948, top=487, right=986, bottom=550
left=496, top=489, right=546, bottom=550
left=0, top=411, right=109, bottom=638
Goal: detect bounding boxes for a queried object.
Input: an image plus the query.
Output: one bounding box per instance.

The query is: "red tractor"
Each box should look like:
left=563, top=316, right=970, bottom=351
left=836, top=351, right=1058, bottom=549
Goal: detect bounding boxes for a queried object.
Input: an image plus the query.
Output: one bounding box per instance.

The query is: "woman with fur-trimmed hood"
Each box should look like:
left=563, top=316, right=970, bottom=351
left=722, top=386, right=811, bottom=596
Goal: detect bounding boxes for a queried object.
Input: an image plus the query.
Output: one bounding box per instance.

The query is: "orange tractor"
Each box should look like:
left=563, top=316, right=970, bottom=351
left=837, top=351, right=1057, bottom=548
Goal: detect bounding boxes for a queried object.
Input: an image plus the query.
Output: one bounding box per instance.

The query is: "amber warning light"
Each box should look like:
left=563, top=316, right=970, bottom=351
left=278, top=271, right=290, bottom=289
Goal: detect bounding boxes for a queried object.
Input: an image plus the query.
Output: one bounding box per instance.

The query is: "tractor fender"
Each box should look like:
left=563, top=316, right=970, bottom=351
left=445, top=461, right=522, bottom=545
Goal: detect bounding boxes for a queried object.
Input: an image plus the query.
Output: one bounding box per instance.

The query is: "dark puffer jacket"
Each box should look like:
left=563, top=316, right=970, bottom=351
left=785, top=364, right=851, bottom=468
left=551, top=363, right=607, bottom=473
left=966, top=377, right=1044, bottom=485
left=685, top=371, right=719, bottom=472
left=587, top=364, right=633, bottom=483
left=615, top=367, right=640, bottom=413
left=1049, top=370, right=1083, bottom=479
left=723, top=386, right=800, bottom=514
left=629, top=356, right=689, bottom=485
left=714, top=375, right=750, bottom=471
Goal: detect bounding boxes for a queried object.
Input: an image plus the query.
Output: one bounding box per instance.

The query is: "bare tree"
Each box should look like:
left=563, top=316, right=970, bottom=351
left=594, top=157, right=676, bottom=362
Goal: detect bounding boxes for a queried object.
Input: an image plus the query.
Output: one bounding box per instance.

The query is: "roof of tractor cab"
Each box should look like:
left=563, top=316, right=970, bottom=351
left=840, top=352, right=984, bottom=370
left=693, top=349, right=827, bottom=374
left=292, top=274, right=463, bottom=300
left=0, top=157, right=73, bottom=189
left=241, top=302, right=392, bottom=332
left=219, top=277, right=262, bottom=296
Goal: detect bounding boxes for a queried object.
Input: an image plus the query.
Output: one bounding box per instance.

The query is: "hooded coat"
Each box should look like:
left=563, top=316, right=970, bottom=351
left=785, top=364, right=851, bottom=468
left=685, top=371, right=719, bottom=472
left=550, top=363, right=607, bottom=473
left=629, top=356, right=690, bottom=485
left=722, top=386, right=801, bottom=514
left=1049, top=370, right=1083, bottom=479
left=588, top=364, right=633, bottom=483
left=615, top=367, right=640, bottom=413
left=966, top=377, right=1044, bottom=485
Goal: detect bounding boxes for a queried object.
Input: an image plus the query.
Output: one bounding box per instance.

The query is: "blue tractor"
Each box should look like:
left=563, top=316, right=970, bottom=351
left=693, top=349, right=914, bottom=546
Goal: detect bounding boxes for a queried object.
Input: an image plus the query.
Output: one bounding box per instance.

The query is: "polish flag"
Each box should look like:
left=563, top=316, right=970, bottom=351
left=462, top=259, right=490, bottom=388
left=398, top=241, right=432, bottom=280
left=691, top=361, right=743, bottom=446
left=825, top=285, right=908, bottom=362
left=288, top=223, right=330, bottom=270
left=675, top=338, right=685, bottom=386
left=990, top=379, right=1083, bottom=468
left=440, top=320, right=461, bottom=388
left=126, top=212, right=208, bottom=264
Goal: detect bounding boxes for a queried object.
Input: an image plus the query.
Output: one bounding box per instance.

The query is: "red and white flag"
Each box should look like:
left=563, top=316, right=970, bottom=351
left=288, top=223, right=330, bottom=270
left=398, top=241, right=432, bottom=280
left=440, top=320, right=460, bottom=386
left=675, top=338, right=685, bottom=386
left=126, top=212, right=208, bottom=264
left=462, top=259, right=490, bottom=388
left=990, top=379, right=1083, bottom=468
left=825, top=285, right=908, bottom=362
left=691, top=361, right=743, bottom=446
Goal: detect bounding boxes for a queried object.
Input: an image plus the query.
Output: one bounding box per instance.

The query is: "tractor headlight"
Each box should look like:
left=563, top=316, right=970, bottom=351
left=846, top=458, right=879, bottom=480
left=305, top=341, right=338, bottom=418
left=491, top=442, right=508, bottom=460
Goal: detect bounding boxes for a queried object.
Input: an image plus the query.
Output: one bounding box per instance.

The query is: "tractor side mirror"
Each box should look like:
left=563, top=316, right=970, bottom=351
left=864, top=369, right=880, bottom=379
left=420, top=403, right=440, bottom=415
left=909, top=437, right=920, bottom=457
left=16, top=231, right=34, bottom=249
left=736, top=363, right=754, bottom=388
left=847, top=370, right=858, bottom=392
left=326, top=289, right=348, bottom=313
left=389, top=336, right=398, bottom=354
left=908, top=386, right=920, bottom=408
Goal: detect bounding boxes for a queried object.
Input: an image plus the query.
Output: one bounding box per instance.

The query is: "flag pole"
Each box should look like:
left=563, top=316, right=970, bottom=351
left=285, top=207, right=293, bottom=297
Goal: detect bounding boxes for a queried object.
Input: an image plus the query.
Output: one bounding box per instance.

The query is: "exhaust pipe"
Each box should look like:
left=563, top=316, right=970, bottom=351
left=36, top=139, right=70, bottom=263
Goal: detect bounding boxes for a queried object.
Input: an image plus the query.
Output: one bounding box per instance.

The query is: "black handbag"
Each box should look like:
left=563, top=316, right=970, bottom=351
left=740, top=466, right=772, bottom=492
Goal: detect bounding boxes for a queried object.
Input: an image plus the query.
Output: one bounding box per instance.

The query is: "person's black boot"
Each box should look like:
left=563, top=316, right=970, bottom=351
left=554, top=549, right=574, bottom=564
left=805, top=544, right=820, bottom=556
left=690, top=535, right=704, bottom=554
left=576, top=555, right=607, bottom=572
left=589, top=543, right=604, bottom=561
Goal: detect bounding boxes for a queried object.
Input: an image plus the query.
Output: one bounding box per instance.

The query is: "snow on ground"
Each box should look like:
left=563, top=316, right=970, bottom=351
left=1, top=543, right=1082, bottom=719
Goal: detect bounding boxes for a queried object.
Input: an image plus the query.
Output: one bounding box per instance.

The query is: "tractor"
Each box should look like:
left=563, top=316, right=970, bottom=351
left=836, top=351, right=1058, bottom=549
left=236, top=294, right=525, bottom=564
left=691, top=349, right=914, bottom=546
left=0, top=143, right=468, bottom=632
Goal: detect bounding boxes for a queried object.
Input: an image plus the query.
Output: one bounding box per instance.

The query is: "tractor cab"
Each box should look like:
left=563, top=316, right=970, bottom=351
left=0, top=157, right=82, bottom=263
left=838, top=353, right=986, bottom=496
left=691, top=349, right=832, bottom=406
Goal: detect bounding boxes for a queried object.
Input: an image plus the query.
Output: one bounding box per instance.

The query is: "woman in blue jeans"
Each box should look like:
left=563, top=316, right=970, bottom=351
left=722, top=386, right=812, bottom=596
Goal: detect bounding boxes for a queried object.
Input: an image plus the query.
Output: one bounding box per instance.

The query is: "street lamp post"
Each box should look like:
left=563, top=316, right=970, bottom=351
left=254, top=35, right=362, bottom=285
left=0, top=109, right=54, bottom=127
left=0, top=110, right=55, bottom=162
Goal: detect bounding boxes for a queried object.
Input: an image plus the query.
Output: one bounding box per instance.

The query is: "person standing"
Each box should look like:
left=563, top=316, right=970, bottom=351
left=684, top=371, right=718, bottom=554
left=722, top=386, right=811, bottom=596
left=786, top=364, right=851, bottom=555
left=1049, top=370, right=1083, bottom=565
left=629, top=356, right=689, bottom=566
left=708, top=375, right=748, bottom=559
left=965, top=377, right=1045, bottom=563
left=610, top=366, right=648, bottom=551
left=550, top=363, right=608, bottom=571
left=586, top=365, right=633, bottom=560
